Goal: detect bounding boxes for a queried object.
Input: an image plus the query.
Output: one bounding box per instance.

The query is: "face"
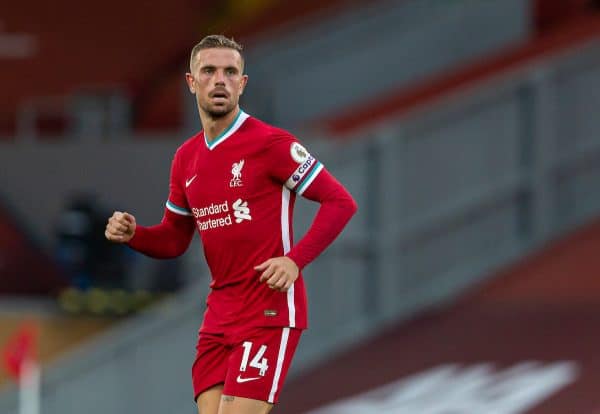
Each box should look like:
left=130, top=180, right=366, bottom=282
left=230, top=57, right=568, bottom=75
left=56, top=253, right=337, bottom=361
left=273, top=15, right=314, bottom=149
left=186, top=48, right=248, bottom=119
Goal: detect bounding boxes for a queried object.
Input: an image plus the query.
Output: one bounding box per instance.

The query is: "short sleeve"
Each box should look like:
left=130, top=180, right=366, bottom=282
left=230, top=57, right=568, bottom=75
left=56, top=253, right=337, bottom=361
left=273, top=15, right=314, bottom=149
left=165, top=150, right=192, bottom=216
left=267, top=134, right=325, bottom=196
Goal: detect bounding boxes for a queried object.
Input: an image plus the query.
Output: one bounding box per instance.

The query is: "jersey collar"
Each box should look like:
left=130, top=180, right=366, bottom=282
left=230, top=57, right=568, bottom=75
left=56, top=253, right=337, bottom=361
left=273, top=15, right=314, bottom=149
left=204, top=109, right=249, bottom=151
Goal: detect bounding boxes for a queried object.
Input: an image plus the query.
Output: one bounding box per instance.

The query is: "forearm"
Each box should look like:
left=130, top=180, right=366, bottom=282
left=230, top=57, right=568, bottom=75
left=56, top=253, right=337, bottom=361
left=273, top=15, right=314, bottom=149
left=287, top=198, right=356, bottom=269
left=286, top=171, right=357, bottom=269
left=127, top=210, right=195, bottom=259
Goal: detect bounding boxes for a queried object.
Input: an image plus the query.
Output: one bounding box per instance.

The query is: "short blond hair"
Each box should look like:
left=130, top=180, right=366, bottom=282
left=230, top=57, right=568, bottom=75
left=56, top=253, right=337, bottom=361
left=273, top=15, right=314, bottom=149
left=189, top=35, right=244, bottom=71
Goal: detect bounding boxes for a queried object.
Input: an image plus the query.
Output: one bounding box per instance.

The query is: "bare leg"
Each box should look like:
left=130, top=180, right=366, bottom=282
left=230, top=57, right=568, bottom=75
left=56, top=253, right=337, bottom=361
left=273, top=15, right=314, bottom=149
left=218, top=394, right=273, bottom=414
left=197, top=384, right=224, bottom=414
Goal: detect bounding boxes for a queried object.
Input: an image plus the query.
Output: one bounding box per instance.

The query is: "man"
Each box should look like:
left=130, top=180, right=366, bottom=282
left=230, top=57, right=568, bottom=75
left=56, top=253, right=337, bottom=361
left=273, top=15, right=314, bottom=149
left=105, top=35, right=357, bottom=414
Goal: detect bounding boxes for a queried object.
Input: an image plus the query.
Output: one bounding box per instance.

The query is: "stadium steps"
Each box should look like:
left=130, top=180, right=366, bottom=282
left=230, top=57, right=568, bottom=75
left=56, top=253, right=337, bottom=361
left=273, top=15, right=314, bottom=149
left=0, top=0, right=205, bottom=136
left=131, top=0, right=372, bottom=132
left=120, top=0, right=529, bottom=133
left=317, top=7, right=600, bottom=137
left=3, top=1, right=593, bottom=136
left=277, top=217, right=600, bottom=414
left=0, top=0, right=363, bottom=136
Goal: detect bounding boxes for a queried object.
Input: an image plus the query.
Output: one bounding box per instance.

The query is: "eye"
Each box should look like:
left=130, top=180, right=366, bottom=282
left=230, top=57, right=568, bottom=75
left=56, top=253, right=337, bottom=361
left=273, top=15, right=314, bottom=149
left=202, top=67, right=215, bottom=74
left=226, top=68, right=237, bottom=76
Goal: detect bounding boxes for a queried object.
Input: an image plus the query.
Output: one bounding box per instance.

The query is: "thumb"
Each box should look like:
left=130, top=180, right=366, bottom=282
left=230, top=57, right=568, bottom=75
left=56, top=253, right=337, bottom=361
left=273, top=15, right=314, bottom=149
left=254, top=259, right=271, bottom=271
left=122, top=212, right=136, bottom=224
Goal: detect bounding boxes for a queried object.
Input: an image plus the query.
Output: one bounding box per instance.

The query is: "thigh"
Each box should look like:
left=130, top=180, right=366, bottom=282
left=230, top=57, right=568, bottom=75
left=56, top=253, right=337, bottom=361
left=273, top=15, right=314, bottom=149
left=223, top=327, right=302, bottom=404
left=218, top=394, right=272, bottom=414
left=197, top=384, right=224, bottom=414
left=193, top=333, right=230, bottom=403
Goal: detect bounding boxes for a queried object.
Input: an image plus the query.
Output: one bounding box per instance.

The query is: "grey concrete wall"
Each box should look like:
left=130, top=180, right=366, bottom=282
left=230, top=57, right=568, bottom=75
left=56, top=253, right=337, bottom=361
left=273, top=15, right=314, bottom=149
left=238, top=0, right=530, bottom=128
left=0, top=138, right=179, bottom=246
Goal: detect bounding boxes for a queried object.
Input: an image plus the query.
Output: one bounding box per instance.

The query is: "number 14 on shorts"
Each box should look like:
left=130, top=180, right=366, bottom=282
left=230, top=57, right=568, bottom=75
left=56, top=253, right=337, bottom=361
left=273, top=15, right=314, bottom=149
left=240, top=341, right=269, bottom=376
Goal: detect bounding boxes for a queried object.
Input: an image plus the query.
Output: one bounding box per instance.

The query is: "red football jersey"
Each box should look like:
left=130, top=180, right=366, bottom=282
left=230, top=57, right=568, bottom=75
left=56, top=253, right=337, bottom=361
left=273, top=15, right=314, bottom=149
left=167, top=111, right=325, bottom=333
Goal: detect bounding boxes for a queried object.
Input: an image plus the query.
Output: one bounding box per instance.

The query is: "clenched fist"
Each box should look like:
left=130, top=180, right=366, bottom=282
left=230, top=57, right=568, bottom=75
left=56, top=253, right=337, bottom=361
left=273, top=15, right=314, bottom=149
left=105, top=211, right=136, bottom=243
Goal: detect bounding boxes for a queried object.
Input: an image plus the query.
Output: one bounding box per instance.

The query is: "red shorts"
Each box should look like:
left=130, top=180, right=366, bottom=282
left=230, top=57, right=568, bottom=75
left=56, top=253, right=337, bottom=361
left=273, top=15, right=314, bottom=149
left=192, top=326, right=302, bottom=404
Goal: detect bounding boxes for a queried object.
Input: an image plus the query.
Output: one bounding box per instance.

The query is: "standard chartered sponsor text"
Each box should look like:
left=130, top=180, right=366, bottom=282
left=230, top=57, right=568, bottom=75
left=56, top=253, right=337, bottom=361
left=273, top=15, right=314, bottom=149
left=197, top=215, right=234, bottom=230
left=192, top=201, right=229, bottom=218
left=192, top=199, right=251, bottom=231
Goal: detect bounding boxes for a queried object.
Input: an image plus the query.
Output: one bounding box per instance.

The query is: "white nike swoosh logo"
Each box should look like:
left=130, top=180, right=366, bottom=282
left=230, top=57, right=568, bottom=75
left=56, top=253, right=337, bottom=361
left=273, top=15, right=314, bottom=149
left=236, top=375, right=261, bottom=383
left=185, top=175, right=197, bottom=188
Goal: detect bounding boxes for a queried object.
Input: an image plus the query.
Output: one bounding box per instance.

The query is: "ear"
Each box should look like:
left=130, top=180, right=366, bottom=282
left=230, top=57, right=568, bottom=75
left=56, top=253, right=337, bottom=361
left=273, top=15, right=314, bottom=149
left=239, top=74, right=249, bottom=96
left=185, top=73, right=195, bottom=94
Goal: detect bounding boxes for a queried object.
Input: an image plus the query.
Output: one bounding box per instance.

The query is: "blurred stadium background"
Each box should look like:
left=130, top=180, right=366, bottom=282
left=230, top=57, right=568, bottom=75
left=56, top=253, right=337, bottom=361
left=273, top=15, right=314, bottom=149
left=1, top=0, right=600, bottom=412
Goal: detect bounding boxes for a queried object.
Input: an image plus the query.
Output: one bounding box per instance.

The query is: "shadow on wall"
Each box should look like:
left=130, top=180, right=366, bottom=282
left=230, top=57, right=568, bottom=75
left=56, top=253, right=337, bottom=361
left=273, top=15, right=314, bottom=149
left=0, top=200, right=67, bottom=295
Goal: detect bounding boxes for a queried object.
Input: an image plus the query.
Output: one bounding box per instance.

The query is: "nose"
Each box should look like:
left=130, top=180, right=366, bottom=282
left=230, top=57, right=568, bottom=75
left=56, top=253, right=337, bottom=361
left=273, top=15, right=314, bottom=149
left=214, top=69, right=226, bottom=85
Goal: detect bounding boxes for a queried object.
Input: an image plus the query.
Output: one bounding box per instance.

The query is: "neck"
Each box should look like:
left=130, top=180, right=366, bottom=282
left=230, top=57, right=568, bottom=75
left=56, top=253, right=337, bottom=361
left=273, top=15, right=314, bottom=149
left=200, top=107, right=240, bottom=143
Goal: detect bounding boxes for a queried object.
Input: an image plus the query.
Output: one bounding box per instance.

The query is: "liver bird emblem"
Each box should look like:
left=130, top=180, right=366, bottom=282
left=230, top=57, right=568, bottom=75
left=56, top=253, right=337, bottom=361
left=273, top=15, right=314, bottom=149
left=230, top=160, right=244, bottom=187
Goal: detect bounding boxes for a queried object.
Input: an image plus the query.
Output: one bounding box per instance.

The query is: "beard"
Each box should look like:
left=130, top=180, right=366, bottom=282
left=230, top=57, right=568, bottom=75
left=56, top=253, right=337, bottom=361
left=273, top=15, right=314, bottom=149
left=200, top=99, right=237, bottom=120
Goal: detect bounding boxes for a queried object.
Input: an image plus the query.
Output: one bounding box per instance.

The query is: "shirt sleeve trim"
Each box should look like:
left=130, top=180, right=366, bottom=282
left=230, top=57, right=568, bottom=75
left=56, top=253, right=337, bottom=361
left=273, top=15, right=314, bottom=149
left=297, top=163, right=324, bottom=195
left=284, top=155, right=318, bottom=190
left=166, top=200, right=192, bottom=216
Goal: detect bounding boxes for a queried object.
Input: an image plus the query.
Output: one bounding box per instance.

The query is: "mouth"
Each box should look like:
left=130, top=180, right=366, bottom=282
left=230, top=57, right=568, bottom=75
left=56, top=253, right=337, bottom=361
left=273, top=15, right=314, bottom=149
left=210, top=90, right=229, bottom=100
